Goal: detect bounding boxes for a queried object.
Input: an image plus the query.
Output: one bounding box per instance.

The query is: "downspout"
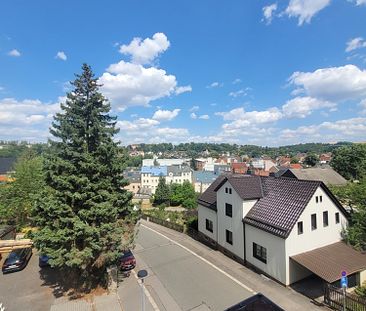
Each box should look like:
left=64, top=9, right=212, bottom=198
left=243, top=221, right=246, bottom=265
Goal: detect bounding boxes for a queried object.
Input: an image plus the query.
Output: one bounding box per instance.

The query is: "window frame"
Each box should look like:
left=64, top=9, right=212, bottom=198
left=311, top=213, right=317, bottom=230
left=226, top=229, right=233, bottom=245
left=297, top=221, right=303, bottom=235
left=253, top=242, right=267, bottom=264
left=225, top=203, right=233, bottom=217
left=323, top=211, right=329, bottom=227
left=205, top=219, right=213, bottom=233
left=335, top=212, right=340, bottom=224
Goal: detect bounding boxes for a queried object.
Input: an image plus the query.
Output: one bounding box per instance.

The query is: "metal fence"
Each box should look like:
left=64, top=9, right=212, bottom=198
left=141, top=214, right=184, bottom=233
left=324, top=283, right=366, bottom=311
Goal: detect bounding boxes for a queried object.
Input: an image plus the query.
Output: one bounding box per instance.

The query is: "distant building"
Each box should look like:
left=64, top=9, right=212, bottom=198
left=193, top=171, right=220, bottom=193
left=123, top=169, right=141, bottom=195
left=142, top=158, right=189, bottom=167
left=140, top=165, right=192, bottom=194
left=231, top=162, right=248, bottom=174
left=276, top=166, right=347, bottom=186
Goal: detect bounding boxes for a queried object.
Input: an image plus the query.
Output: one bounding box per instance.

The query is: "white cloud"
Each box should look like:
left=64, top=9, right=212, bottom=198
left=117, top=118, right=159, bottom=131
left=285, top=0, right=331, bottom=25
left=207, top=82, right=223, bottom=88
left=189, top=105, right=199, bottom=112
left=289, top=65, right=366, bottom=102
left=345, top=37, right=366, bottom=52
left=281, top=117, right=366, bottom=142
left=282, top=96, right=336, bottom=118
left=190, top=112, right=197, bottom=119
left=262, top=3, right=278, bottom=24
left=152, top=109, right=180, bottom=121
left=348, top=0, right=366, bottom=5
left=232, top=78, right=242, bottom=84
left=119, top=32, right=170, bottom=65
left=199, top=114, right=210, bottom=120
left=8, top=49, right=21, bottom=57
left=360, top=99, right=366, bottom=114
left=99, top=60, right=177, bottom=110
left=229, top=89, right=249, bottom=98
left=55, top=51, right=67, bottom=61
left=175, top=85, right=192, bottom=95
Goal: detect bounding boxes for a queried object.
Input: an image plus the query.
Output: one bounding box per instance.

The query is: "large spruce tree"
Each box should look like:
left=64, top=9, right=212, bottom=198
left=33, top=64, right=136, bottom=288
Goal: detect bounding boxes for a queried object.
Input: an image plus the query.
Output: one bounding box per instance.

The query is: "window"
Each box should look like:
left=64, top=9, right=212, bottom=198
left=226, top=230, right=233, bottom=245
left=225, top=203, right=233, bottom=217
left=311, top=214, right=317, bottom=230
left=225, top=187, right=228, bottom=193
left=320, top=195, right=323, bottom=203
left=323, top=211, right=329, bottom=227
left=229, top=188, right=232, bottom=194
left=297, top=221, right=303, bottom=235
left=316, top=196, right=319, bottom=203
left=205, top=219, right=213, bottom=232
left=335, top=212, right=340, bottom=224
left=253, top=243, right=267, bottom=264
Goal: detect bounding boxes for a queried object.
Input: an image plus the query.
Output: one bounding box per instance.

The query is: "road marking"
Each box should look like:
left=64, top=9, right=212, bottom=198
left=141, top=224, right=257, bottom=295
left=132, top=269, right=161, bottom=311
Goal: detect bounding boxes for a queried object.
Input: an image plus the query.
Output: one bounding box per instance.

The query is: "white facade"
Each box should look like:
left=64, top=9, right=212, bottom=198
left=198, top=179, right=349, bottom=285
left=142, top=158, right=189, bottom=167
left=141, top=170, right=192, bottom=194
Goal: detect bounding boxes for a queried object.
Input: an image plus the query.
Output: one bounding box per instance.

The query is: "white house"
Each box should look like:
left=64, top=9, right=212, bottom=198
left=198, top=174, right=366, bottom=286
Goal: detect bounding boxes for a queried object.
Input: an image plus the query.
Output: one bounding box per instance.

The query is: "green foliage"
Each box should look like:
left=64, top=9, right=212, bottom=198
left=331, top=144, right=366, bottom=180
left=169, top=181, right=197, bottom=209
left=290, top=157, right=299, bottom=164
left=303, top=153, right=319, bottom=166
left=31, top=64, right=137, bottom=287
left=0, top=149, right=44, bottom=227
left=331, top=179, right=366, bottom=251
left=355, top=281, right=366, bottom=298
left=154, top=176, right=170, bottom=206
left=0, top=142, right=47, bottom=158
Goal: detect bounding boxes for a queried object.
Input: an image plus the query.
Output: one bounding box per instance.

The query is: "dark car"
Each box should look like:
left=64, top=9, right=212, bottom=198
left=2, top=247, right=32, bottom=273
left=118, top=249, right=136, bottom=271
left=39, top=254, right=50, bottom=267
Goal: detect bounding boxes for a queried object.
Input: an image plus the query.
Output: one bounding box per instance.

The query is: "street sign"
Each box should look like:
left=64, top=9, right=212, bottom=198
left=341, top=270, right=348, bottom=288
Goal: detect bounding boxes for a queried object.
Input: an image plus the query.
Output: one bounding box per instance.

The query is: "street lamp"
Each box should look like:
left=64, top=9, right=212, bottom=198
left=137, top=269, right=148, bottom=311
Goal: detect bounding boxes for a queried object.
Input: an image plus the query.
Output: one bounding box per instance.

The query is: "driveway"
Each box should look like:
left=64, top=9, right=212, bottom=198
left=0, top=250, right=55, bottom=311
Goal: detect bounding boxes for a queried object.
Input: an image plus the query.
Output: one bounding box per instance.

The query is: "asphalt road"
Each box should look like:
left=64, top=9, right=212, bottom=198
left=0, top=250, right=55, bottom=311
left=134, top=225, right=253, bottom=311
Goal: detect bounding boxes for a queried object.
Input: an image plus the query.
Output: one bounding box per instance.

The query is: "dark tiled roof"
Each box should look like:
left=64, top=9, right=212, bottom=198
left=214, top=175, right=264, bottom=200
left=244, top=177, right=321, bottom=238
left=224, top=293, right=284, bottom=311
left=0, top=157, right=16, bottom=175
left=291, top=242, right=366, bottom=283
left=197, top=174, right=227, bottom=211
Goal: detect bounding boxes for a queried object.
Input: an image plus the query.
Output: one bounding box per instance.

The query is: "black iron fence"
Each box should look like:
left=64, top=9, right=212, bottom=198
left=324, top=283, right=366, bottom=311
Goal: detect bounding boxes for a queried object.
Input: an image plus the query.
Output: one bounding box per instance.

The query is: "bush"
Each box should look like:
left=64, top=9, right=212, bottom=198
left=355, top=281, right=366, bottom=298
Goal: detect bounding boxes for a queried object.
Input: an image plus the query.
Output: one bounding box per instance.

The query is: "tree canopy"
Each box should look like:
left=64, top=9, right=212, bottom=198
left=154, top=176, right=170, bottom=207
left=32, top=64, right=137, bottom=288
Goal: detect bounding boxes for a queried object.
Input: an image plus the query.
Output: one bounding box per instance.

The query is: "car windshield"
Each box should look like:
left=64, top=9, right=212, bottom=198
left=7, top=251, right=21, bottom=263
left=120, top=250, right=133, bottom=259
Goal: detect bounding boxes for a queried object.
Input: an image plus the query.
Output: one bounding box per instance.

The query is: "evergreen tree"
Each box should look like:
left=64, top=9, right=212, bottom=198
left=32, top=64, right=136, bottom=288
left=154, top=176, right=170, bottom=206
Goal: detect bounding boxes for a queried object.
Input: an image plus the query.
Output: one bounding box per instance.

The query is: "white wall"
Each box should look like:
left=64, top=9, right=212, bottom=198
left=198, top=204, right=217, bottom=241
left=245, top=224, right=287, bottom=284
left=286, top=186, right=348, bottom=284
left=216, top=180, right=257, bottom=260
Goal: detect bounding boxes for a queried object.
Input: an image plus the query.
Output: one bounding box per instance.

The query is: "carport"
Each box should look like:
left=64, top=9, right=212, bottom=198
left=291, top=241, right=366, bottom=286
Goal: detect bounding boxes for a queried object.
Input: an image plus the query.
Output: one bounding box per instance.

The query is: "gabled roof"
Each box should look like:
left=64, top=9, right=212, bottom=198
left=193, top=171, right=219, bottom=184
left=198, top=173, right=349, bottom=239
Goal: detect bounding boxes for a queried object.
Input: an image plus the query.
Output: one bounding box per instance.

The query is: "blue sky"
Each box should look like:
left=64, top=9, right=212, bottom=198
left=0, top=0, right=366, bottom=146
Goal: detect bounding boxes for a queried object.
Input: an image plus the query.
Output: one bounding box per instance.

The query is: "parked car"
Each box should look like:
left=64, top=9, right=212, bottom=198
left=38, top=254, right=50, bottom=267
left=118, top=249, right=136, bottom=271
left=2, top=247, right=32, bottom=273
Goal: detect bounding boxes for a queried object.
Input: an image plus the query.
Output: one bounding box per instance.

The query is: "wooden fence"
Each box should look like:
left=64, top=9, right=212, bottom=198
left=324, top=283, right=366, bottom=311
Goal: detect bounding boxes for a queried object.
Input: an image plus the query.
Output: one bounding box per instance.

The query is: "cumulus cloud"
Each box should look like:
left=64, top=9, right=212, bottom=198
left=289, top=65, right=366, bottom=102
left=285, top=0, right=331, bottom=25
left=55, top=51, right=67, bottom=61
left=281, top=117, right=366, bottom=142
left=199, top=114, right=210, bottom=120
left=152, top=109, right=180, bottom=121
left=8, top=49, right=21, bottom=57
left=348, top=0, right=366, bottom=5
left=282, top=96, right=336, bottom=118
left=175, top=85, right=192, bottom=95
left=190, top=112, right=197, bottom=119
left=189, top=105, right=199, bottom=112
left=262, top=3, right=278, bottom=24
left=346, top=37, right=366, bottom=52
left=229, top=89, right=249, bottom=98
left=119, top=33, right=170, bottom=65
left=99, top=60, right=177, bottom=110
left=232, top=78, right=242, bottom=84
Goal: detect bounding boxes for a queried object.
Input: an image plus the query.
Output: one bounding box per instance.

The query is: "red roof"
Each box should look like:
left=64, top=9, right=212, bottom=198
left=290, top=163, right=302, bottom=169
